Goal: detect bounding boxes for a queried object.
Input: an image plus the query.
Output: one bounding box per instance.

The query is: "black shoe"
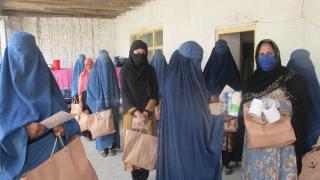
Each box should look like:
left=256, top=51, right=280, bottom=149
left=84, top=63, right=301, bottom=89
left=87, top=131, right=93, bottom=141
left=131, top=169, right=149, bottom=180
left=100, top=149, right=109, bottom=157
left=109, top=149, right=116, bottom=156
left=224, top=167, right=233, bottom=175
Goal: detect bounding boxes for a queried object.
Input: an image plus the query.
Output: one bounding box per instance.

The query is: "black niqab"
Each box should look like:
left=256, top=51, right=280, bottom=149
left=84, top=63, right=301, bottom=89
left=121, top=40, right=158, bottom=112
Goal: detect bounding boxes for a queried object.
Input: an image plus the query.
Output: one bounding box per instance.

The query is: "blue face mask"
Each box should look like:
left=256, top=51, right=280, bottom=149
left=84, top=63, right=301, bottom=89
left=258, top=54, right=277, bottom=71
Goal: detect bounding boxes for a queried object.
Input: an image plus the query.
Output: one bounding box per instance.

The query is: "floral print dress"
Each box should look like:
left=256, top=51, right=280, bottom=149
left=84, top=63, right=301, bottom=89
left=241, top=88, right=298, bottom=180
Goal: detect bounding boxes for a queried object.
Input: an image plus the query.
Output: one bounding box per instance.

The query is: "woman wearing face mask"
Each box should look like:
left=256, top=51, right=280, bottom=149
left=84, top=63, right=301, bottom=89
left=121, top=40, right=159, bottom=180
left=237, top=39, right=308, bottom=179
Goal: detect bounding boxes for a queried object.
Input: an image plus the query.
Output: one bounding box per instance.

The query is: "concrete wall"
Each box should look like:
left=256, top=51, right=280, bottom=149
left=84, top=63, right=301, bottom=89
left=115, top=0, right=320, bottom=79
left=3, top=16, right=115, bottom=68
left=2, top=0, right=320, bottom=80
left=0, top=17, right=6, bottom=60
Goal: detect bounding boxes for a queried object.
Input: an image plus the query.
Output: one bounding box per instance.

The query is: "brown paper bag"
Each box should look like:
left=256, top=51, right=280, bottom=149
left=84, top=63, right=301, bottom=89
left=122, top=129, right=158, bottom=170
left=300, top=142, right=320, bottom=180
left=70, top=103, right=81, bottom=115
left=88, top=109, right=115, bottom=139
left=77, top=110, right=92, bottom=132
left=155, top=105, right=160, bottom=120
left=21, top=136, right=98, bottom=180
left=224, top=118, right=238, bottom=133
left=243, top=101, right=296, bottom=148
left=132, top=118, right=152, bottom=130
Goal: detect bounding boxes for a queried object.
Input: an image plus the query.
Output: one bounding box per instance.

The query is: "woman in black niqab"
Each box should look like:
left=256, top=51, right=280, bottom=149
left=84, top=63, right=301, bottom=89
left=121, top=40, right=159, bottom=180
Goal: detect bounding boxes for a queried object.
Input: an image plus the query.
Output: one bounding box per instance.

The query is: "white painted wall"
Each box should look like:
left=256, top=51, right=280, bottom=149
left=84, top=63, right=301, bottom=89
left=3, top=16, right=116, bottom=68
left=115, top=0, right=320, bottom=80
left=0, top=17, right=6, bottom=59
left=2, top=0, right=320, bottom=80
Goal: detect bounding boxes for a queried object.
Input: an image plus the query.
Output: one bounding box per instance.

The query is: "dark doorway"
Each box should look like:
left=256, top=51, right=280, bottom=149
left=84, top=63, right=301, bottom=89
left=219, top=30, right=254, bottom=81
left=240, top=31, right=254, bottom=80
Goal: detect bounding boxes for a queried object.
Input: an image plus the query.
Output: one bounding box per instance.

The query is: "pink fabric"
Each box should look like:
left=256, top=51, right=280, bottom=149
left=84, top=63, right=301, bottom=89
left=116, top=67, right=121, bottom=88
left=78, top=69, right=90, bottom=95
left=51, top=68, right=74, bottom=90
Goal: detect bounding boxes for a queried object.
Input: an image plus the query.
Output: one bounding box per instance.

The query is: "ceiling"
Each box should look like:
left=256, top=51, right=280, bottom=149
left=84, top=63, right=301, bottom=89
left=0, top=0, right=150, bottom=19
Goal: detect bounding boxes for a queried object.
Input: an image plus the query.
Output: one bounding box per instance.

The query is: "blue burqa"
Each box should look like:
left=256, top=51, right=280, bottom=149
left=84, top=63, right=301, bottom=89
left=71, top=54, right=86, bottom=97
left=287, top=49, right=320, bottom=150
left=150, top=49, right=168, bottom=97
left=87, top=50, right=121, bottom=150
left=0, top=32, right=80, bottom=180
left=203, top=39, right=241, bottom=95
left=156, top=41, right=224, bottom=180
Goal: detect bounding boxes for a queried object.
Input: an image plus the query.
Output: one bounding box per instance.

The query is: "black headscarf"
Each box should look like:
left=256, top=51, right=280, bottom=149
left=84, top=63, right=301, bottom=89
left=234, top=39, right=308, bottom=173
left=121, top=40, right=158, bottom=112
left=203, top=39, right=241, bottom=96
left=242, top=39, right=289, bottom=95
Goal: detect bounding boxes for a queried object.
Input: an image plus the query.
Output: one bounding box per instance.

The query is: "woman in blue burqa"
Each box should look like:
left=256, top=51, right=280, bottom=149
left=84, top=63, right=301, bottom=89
left=203, top=39, right=242, bottom=175
left=156, top=41, right=224, bottom=180
left=150, top=49, right=167, bottom=98
left=87, top=50, right=121, bottom=157
left=0, top=32, right=80, bottom=180
left=287, top=49, right=320, bottom=151
left=71, top=54, right=86, bottom=101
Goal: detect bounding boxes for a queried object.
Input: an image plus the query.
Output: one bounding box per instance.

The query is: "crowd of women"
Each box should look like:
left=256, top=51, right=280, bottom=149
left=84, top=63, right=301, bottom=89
left=0, top=31, right=320, bottom=180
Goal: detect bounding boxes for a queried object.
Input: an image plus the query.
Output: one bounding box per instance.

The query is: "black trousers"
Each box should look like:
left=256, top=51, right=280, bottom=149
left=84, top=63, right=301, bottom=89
left=131, top=169, right=149, bottom=180
left=222, top=150, right=232, bottom=167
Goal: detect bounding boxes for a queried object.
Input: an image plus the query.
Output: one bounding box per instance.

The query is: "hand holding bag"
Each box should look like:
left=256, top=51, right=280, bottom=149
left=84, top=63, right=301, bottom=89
left=224, top=115, right=238, bottom=133
left=155, top=105, right=160, bottom=121
left=88, top=109, right=115, bottom=139
left=300, top=139, right=320, bottom=180
left=122, top=127, right=158, bottom=170
left=243, top=101, right=296, bottom=148
left=70, top=103, right=81, bottom=115
left=78, top=110, right=92, bottom=132
left=21, top=136, right=98, bottom=180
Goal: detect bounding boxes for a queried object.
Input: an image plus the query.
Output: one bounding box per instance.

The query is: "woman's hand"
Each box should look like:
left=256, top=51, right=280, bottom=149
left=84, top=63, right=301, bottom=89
left=53, top=125, right=65, bottom=137
left=134, top=111, right=146, bottom=125
left=210, top=95, right=220, bottom=103
left=223, top=112, right=236, bottom=121
left=143, top=111, right=149, bottom=119
left=79, top=98, right=84, bottom=111
left=26, top=122, right=46, bottom=140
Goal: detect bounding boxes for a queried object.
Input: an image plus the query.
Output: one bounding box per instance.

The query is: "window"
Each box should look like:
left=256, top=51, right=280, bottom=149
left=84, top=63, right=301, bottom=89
left=130, top=28, right=163, bottom=61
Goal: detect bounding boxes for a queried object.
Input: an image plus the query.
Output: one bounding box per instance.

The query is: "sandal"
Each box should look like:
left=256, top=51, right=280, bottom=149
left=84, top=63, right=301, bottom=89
left=109, top=149, right=116, bottom=156
left=100, top=150, right=108, bottom=157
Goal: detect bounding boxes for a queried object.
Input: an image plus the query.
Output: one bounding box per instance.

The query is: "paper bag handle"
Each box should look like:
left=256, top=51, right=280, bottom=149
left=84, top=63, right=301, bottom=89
left=49, top=135, right=65, bottom=159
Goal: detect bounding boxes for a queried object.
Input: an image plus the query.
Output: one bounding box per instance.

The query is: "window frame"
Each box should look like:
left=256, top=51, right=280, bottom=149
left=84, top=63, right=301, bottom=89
left=130, top=27, right=163, bottom=61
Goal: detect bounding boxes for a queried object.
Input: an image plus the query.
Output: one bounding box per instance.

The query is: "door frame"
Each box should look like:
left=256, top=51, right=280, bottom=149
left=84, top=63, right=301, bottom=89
left=215, top=23, right=256, bottom=74
left=215, top=23, right=256, bottom=40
